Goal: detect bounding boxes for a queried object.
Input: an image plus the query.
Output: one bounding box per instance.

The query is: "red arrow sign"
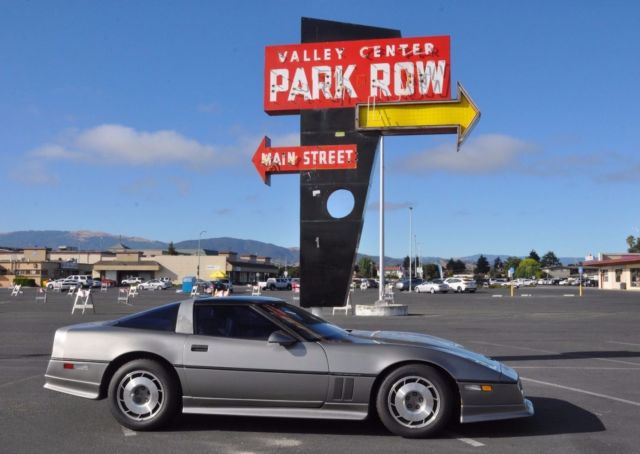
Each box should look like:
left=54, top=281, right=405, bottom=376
left=252, top=136, right=358, bottom=185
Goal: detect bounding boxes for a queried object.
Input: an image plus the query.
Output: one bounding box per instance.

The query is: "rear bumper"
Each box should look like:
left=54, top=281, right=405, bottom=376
left=43, top=359, right=108, bottom=399
left=458, top=381, right=534, bottom=423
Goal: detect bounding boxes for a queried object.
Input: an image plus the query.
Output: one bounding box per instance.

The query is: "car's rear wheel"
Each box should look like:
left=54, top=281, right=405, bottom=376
left=108, top=359, right=179, bottom=431
left=456, top=287, right=462, bottom=293
left=376, top=364, right=454, bottom=438
left=430, top=288, right=436, bottom=294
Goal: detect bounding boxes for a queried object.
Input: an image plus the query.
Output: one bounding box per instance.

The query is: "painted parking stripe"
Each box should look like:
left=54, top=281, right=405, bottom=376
left=121, top=426, right=137, bottom=437
left=516, top=366, right=640, bottom=370
left=0, top=374, right=41, bottom=389
left=521, top=377, right=640, bottom=407
left=457, top=437, right=485, bottom=447
left=607, top=341, right=640, bottom=347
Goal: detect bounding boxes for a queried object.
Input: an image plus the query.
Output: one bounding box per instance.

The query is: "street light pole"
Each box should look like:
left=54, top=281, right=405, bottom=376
left=378, top=136, right=385, bottom=304
left=409, top=206, right=413, bottom=292
left=197, top=230, right=207, bottom=280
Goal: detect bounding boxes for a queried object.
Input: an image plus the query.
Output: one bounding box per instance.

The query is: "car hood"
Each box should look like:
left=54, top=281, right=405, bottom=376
left=348, top=329, right=463, bottom=349
left=347, top=329, right=504, bottom=375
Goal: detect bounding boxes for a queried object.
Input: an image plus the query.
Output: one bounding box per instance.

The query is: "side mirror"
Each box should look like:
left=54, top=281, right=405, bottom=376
left=268, top=330, right=297, bottom=346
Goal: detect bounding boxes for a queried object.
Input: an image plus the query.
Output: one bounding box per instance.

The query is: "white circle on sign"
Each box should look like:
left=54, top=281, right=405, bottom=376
left=327, top=189, right=355, bottom=219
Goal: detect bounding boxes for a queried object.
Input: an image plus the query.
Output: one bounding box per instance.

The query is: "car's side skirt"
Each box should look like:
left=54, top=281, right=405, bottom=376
left=182, top=399, right=369, bottom=420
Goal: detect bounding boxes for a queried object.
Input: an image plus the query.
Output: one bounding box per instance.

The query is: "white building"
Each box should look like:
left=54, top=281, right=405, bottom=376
left=584, top=253, right=640, bottom=291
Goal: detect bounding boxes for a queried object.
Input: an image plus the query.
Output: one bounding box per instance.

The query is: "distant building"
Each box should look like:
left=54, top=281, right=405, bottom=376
left=584, top=253, right=640, bottom=291
left=0, top=245, right=278, bottom=287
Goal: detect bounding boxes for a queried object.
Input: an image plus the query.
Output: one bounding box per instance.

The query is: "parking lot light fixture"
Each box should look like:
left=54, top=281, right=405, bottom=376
left=409, top=206, right=413, bottom=292
left=197, top=230, right=207, bottom=280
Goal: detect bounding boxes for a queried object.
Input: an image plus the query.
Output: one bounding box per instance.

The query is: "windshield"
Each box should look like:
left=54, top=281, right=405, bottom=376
left=259, top=303, right=350, bottom=341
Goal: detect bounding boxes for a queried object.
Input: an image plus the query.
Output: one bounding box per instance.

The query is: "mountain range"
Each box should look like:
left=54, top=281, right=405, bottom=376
left=0, top=230, right=583, bottom=266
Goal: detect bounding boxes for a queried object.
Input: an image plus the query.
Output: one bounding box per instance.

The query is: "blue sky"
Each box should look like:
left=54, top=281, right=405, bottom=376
left=1, top=0, right=638, bottom=259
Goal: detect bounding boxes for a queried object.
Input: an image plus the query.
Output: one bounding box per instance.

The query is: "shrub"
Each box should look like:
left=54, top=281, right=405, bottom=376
left=13, top=278, right=37, bottom=287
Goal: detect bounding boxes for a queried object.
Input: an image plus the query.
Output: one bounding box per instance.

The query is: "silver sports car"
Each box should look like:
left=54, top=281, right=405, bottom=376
left=44, top=296, right=533, bottom=438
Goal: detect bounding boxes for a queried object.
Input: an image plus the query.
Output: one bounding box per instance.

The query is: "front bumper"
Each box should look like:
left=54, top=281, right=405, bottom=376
left=458, top=380, right=534, bottom=423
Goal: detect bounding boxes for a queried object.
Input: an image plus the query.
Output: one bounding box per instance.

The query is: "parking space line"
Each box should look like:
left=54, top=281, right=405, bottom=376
left=607, top=341, right=640, bottom=347
left=121, top=426, right=136, bottom=437
left=0, top=374, right=41, bottom=389
left=457, top=437, right=485, bottom=447
left=470, top=340, right=640, bottom=366
left=469, top=341, right=556, bottom=354
left=516, top=366, right=640, bottom=370
left=593, top=357, right=640, bottom=367
left=521, top=377, right=640, bottom=407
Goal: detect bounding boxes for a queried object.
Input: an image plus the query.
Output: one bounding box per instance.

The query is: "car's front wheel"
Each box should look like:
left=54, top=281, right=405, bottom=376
left=108, top=359, right=180, bottom=431
left=376, top=364, right=454, bottom=438
left=430, top=288, right=436, bottom=294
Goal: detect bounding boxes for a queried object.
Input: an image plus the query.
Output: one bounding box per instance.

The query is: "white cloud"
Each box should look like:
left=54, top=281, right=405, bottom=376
left=28, top=125, right=302, bottom=172
left=30, top=124, right=219, bottom=167
left=394, top=134, right=535, bottom=174
left=9, top=161, right=59, bottom=186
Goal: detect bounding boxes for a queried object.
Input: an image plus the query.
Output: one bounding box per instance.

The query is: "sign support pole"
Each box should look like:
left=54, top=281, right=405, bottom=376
left=378, top=136, right=385, bottom=305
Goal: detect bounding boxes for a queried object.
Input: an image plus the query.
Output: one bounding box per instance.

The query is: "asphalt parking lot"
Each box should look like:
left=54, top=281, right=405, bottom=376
left=1, top=285, right=639, bottom=453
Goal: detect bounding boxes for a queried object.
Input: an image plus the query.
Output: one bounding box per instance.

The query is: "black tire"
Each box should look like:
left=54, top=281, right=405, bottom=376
left=430, top=288, right=436, bottom=294
left=287, top=284, right=292, bottom=290
left=456, top=287, right=462, bottom=293
left=376, top=364, right=455, bottom=438
left=269, top=284, right=276, bottom=291
left=108, top=359, right=180, bottom=431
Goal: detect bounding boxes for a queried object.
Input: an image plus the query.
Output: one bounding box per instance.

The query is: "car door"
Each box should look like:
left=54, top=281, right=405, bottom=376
left=182, top=303, right=329, bottom=408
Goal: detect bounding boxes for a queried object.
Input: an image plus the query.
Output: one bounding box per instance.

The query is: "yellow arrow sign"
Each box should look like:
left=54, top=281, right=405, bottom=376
left=356, top=82, right=480, bottom=149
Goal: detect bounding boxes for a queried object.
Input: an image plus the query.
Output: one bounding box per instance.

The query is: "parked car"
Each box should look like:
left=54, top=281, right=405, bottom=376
left=138, top=279, right=170, bottom=291
left=121, top=277, right=144, bottom=286
left=360, top=278, right=378, bottom=289
left=215, top=279, right=233, bottom=293
left=44, top=296, right=534, bottom=437
left=100, top=278, right=117, bottom=288
left=264, top=277, right=292, bottom=290
left=489, top=278, right=509, bottom=287
left=50, top=278, right=81, bottom=291
left=395, top=278, right=424, bottom=291
left=65, top=275, right=94, bottom=288
left=46, top=279, right=64, bottom=290
left=415, top=281, right=449, bottom=294
left=443, top=278, right=477, bottom=293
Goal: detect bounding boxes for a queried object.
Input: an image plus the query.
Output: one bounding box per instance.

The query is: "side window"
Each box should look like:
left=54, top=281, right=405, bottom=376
left=195, top=305, right=280, bottom=341
left=114, top=303, right=179, bottom=332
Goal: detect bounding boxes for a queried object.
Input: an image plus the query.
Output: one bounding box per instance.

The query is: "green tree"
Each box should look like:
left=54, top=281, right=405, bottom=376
left=627, top=235, right=640, bottom=253
left=492, top=257, right=504, bottom=276
left=358, top=257, right=375, bottom=278
left=403, top=256, right=411, bottom=271
left=515, top=258, right=541, bottom=279
left=446, top=258, right=467, bottom=275
left=474, top=255, right=490, bottom=274
left=540, top=251, right=561, bottom=267
left=528, top=249, right=540, bottom=262
left=503, top=256, right=521, bottom=276
left=166, top=241, right=178, bottom=255
left=422, top=263, right=439, bottom=280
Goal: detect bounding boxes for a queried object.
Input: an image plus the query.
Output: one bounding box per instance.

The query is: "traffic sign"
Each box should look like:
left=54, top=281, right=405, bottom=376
left=265, top=35, right=451, bottom=113
left=252, top=136, right=358, bottom=185
left=356, top=82, right=480, bottom=149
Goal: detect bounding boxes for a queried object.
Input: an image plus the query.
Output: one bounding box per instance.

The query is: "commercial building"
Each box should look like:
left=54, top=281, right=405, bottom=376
left=584, top=253, right=640, bottom=291
left=0, top=245, right=279, bottom=287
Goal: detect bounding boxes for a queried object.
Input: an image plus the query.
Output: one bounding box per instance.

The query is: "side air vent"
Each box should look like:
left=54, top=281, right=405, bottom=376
left=332, top=377, right=354, bottom=401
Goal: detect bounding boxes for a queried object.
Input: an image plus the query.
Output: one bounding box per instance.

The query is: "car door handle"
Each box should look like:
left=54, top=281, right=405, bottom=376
left=191, top=344, right=208, bottom=352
